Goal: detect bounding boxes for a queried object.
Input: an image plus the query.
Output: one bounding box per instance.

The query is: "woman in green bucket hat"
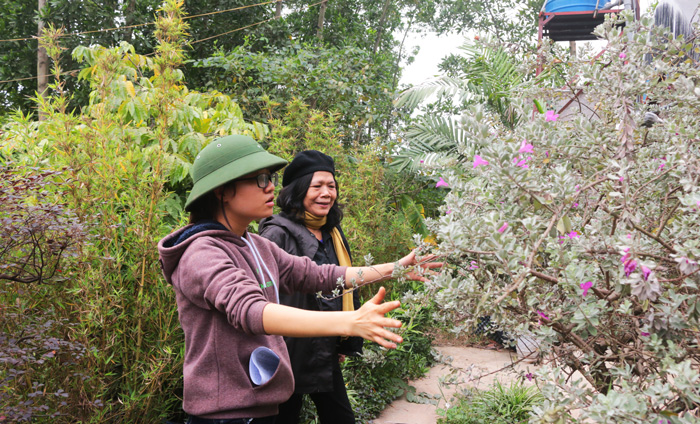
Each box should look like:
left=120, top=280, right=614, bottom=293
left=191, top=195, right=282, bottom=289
left=157, top=135, right=441, bottom=424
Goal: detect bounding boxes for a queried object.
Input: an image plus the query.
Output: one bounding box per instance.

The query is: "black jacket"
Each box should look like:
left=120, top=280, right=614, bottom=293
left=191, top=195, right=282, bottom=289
left=259, top=212, right=361, bottom=393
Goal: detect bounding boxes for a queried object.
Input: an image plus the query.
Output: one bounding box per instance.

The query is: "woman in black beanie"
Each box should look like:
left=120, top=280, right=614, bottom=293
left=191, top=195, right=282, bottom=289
left=258, top=150, right=360, bottom=424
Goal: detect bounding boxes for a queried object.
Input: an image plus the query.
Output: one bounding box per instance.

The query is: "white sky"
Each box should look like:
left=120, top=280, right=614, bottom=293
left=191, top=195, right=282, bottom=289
left=399, top=0, right=655, bottom=87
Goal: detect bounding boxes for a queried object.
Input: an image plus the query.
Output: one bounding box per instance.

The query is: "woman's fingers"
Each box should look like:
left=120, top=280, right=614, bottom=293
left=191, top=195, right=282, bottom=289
left=357, top=287, right=403, bottom=349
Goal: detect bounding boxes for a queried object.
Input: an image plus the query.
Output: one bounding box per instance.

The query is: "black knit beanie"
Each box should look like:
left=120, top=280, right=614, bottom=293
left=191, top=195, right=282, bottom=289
left=282, top=150, right=335, bottom=187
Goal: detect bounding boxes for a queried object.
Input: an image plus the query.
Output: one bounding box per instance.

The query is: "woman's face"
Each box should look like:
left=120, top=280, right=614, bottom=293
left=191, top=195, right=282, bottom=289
left=218, top=168, right=276, bottom=234
left=303, top=171, right=337, bottom=218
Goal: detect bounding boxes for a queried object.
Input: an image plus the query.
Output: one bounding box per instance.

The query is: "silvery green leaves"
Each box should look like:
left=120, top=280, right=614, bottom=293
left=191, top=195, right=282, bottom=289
left=416, top=7, right=700, bottom=423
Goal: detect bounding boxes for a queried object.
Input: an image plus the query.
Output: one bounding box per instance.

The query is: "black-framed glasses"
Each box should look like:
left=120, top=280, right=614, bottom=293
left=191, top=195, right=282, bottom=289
left=237, top=172, right=278, bottom=188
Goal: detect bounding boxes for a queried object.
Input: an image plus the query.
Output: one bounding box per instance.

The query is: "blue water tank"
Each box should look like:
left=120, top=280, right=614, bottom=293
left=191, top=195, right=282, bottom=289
left=545, top=0, right=601, bottom=12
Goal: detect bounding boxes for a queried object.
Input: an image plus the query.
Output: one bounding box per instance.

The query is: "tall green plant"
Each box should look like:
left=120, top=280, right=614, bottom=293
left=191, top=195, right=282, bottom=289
left=1, top=0, right=264, bottom=421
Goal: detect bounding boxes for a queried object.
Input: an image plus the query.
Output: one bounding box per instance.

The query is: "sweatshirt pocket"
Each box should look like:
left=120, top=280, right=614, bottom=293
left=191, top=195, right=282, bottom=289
left=249, top=346, right=280, bottom=386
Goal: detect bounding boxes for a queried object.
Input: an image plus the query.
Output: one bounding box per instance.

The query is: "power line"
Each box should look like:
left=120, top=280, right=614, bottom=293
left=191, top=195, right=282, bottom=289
left=0, top=0, right=280, bottom=43
left=0, top=0, right=326, bottom=85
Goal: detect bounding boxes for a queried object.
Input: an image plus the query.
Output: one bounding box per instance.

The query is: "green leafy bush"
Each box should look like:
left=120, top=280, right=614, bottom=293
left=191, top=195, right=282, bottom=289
left=438, top=381, right=543, bottom=424
left=343, top=292, right=436, bottom=423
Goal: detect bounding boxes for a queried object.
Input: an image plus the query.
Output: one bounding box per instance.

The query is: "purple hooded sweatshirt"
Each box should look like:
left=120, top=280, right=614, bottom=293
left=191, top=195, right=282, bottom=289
left=158, top=224, right=346, bottom=419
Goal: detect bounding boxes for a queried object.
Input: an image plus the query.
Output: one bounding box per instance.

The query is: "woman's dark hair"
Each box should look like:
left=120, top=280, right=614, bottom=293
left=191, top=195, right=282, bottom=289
left=188, top=182, right=236, bottom=224
left=276, top=172, right=343, bottom=231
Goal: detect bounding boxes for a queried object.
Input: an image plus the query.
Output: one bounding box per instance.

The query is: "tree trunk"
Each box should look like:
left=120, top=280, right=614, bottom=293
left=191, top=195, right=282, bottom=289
left=37, top=0, right=48, bottom=121
left=316, top=0, right=327, bottom=41
left=275, top=0, right=282, bottom=18
left=372, top=0, right=392, bottom=55
left=125, top=0, right=136, bottom=42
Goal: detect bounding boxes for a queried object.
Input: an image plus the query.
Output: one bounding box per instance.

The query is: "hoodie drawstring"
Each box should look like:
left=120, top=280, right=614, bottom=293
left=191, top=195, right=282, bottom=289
left=242, top=235, right=279, bottom=303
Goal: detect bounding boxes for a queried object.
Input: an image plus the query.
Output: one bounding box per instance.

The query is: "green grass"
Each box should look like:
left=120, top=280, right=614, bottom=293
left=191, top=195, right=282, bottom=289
left=438, top=380, right=544, bottom=424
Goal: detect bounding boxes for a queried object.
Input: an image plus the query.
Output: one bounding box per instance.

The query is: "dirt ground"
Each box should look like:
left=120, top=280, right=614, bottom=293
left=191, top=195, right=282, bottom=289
left=371, top=345, right=537, bottom=424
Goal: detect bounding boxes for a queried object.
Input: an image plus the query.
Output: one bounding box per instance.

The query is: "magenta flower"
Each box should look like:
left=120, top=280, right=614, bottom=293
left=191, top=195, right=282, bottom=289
left=624, top=259, right=637, bottom=277
left=446, top=209, right=452, bottom=214
left=658, top=163, right=665, bottom=171
left=580, top=281, right=593, bottom=296
left=469, top=261, right=479, bottom=270
left=619, top=52, right=627, bottom=59
left=545, top=151, right=549, bottom=158
left=567, top=231, right=579, bottom=239
left=436, top=177, right=449, bottom=188
left=497, top=222, right=509, bottom=233
left=473, top=154, right=489, bottom=168
left=513, top=156, right=529, bottom=168
left=525, top=372, right=534, bottom=382
left=537, top=310, right=549, bottom=321
left=573, top=202, right=579, bottom=208
left=519, top=139, right=534, bottom=154
left=641, top=265, right=652, bottom=281
left=641, top=331, right=650, bottom=337
left=575, top=184, right=580, bottom=191
left=419, top=160, right=424, bottom=163
left=626, top=233, right=632, bottom=239
left=545, top=110, right=559, bottom=122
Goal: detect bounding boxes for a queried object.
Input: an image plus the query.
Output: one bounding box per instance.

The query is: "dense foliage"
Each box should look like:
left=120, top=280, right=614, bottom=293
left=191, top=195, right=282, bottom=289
left=0, top=0, right=275, bottom=114
left=0, top=1, right=428, bottom=421
left=417, top=11, right=700, bottom=423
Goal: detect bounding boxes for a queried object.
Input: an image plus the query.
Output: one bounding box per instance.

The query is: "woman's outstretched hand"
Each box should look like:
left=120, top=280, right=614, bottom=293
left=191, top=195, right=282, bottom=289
left=398, top=250, right=444, bottom=282
left=352, top=287, right=403, bottom=349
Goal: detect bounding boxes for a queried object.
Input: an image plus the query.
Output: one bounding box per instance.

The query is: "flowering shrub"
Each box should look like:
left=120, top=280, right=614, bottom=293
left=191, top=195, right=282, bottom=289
left=424, top=12, right=700, bottom=423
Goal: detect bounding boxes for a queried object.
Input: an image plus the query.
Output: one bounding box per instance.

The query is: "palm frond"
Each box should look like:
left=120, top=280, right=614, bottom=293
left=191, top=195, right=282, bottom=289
left=390, top=115, right=472, bottom=172
left=395, top=77, right=474, bottom=109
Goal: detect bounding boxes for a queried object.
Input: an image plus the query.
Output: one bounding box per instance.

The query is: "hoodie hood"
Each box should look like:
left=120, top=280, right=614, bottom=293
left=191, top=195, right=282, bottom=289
left=158, top=221, right=241, bottom=285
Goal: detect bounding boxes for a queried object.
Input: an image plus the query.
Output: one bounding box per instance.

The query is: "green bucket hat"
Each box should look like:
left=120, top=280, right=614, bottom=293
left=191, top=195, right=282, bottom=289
left=184, top=135, right=287, bottom=211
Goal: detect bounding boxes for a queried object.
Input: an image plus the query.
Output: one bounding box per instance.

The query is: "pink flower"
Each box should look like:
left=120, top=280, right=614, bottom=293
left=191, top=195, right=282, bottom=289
left=619, top=176, right=624, bottom=183
left=626, top=233, right=632, bottom=239
left=436, top=177, right=449, bottom=188
left=619, top=52, right=627, bottom=59
left=567, top=231, right=579, bottom=239
left=537, top=310, right=549, bottom=321
left=473, top=154, right=489, bottom=168
left=575, top=185, right=580, bottom=191
left=469, top=261, right=479, bottom=270
left=624, top=259, right=637, bottom=277
left=513, top=156, right=529, bottom=168
left=641, top=332, right=650, bottom=337
left=497, top=222, right=509, bottom=233
left=573, top=203, right=579, bottom=208
left=545, top=151, right=549, bottom=157
left=419, top=160, right=424, bottom=163
left=545, top=110, right=559, bottom=122
left=641, top=265, right=652, bottom=281
left=446, top=209, right=452, bottom=214
left=580, top=281, right=593, bottom=296
left=519, top=139, right=534, bottom=154
left=658, top=163, right=665, bottom=171
left=525, top=372, right=534, bottom=381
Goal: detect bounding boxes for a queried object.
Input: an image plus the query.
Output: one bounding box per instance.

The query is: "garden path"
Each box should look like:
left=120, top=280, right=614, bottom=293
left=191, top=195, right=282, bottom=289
left=372, top=346, right=536, bottom=424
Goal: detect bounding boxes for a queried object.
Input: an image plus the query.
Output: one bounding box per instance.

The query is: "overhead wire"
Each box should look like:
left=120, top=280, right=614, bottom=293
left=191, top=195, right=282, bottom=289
left=0, top=0, right=280, bottom=43
left=0, top=0, right=326, bottom=85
